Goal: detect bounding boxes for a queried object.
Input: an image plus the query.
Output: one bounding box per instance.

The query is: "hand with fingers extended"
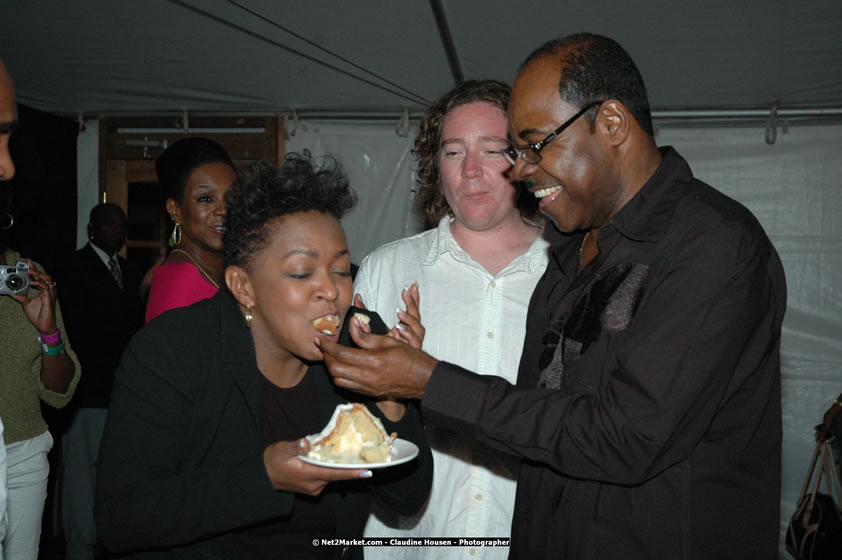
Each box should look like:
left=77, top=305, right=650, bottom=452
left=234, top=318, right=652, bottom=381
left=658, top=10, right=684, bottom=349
left=394, top=282, right=424, bottom=348
left=354, top=282, right=424, bottom=349
left=318, top=315, right=438, bottom=400
left=263, top=439, right=372, bottom=496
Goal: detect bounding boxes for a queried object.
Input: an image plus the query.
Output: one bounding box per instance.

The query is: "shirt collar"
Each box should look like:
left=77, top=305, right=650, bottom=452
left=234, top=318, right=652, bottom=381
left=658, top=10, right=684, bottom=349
left=508, top=227, right=551, bottom=274
left=88, top=241, right=115, bottom=267
left=423, top=215, right=549, bottom=274
left=546, top=146, right=693, bottom=276
left=609, top=146, right=692, bottom=243
left=423, top=216, right=460, bottom=265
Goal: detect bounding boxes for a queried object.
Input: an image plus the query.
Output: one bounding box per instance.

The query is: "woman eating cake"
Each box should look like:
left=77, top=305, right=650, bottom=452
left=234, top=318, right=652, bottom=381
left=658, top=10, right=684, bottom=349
left=95, top=153, right=432, bottom=559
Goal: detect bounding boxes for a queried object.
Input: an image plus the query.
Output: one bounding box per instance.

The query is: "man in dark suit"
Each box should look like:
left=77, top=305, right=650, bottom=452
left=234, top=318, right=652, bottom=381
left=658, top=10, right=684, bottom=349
left=57, top=202, right=144, bottom=559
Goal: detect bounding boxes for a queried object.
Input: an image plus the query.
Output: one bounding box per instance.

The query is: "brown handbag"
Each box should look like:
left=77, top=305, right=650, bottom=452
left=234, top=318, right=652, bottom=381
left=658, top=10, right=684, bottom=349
left=786, top=438, right=842, bottom=560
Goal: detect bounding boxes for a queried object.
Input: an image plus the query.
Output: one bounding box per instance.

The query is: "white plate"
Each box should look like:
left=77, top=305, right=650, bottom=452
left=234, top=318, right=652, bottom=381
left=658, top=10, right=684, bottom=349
left=298, top=438, right=419, bottom=469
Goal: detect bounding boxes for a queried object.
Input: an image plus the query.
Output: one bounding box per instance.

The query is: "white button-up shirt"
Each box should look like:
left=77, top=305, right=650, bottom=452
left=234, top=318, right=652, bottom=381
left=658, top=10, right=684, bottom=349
left=357, top=216, right=549, bottom=559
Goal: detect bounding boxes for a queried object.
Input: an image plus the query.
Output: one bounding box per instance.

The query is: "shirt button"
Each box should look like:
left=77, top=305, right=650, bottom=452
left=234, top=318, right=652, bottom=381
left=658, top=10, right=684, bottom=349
left=475, top=492, right=483, bottom=501
left=490, top=280, right=497, bottom=288
left=469, top=549, right=476, bottom=556
left=486, top=332, right=494, bottom=339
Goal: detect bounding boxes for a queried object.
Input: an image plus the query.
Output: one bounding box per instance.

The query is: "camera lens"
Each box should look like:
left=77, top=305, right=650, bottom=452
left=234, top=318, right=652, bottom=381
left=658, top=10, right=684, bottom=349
left=6, top=274, right=24, bottom=291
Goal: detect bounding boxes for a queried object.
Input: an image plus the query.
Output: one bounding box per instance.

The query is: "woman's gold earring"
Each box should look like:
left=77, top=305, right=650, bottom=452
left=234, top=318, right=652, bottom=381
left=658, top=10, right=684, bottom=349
left=169, top=223, right=182, bottom=248
left=244, top=305, right=254, bottom=328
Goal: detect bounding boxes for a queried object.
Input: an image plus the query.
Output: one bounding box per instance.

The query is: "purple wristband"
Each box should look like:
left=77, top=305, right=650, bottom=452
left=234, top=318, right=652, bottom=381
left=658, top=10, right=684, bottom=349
left=39, top=329, right=62, bottom=345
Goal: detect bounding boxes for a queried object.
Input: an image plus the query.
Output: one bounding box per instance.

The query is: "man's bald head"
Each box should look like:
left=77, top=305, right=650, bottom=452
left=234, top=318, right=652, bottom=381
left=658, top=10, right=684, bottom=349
left=518, top=33, right=654, bottom=137
left=0, top=57, right=18, bottom=181
left=88, top=203, right=128, bottom=256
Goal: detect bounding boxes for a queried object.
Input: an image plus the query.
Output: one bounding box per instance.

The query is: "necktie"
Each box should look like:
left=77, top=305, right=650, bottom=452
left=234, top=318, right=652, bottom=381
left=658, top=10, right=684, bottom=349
left=109, top=256, right=123, bottom=291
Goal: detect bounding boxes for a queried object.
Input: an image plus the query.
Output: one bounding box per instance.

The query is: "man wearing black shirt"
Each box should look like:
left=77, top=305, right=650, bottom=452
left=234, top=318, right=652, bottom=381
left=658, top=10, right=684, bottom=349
left=320, top=33, right=786, bottom=559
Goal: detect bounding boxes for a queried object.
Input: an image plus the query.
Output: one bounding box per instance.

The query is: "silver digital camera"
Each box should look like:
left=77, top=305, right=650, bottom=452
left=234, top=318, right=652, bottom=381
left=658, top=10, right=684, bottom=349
left=0, top=260, right=31, bottom=295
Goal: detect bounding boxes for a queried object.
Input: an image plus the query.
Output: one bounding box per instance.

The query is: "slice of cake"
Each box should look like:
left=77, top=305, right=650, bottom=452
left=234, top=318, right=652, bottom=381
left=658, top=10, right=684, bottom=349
left=306, top=403, right=396, bottom=464
left=353, top=312, right=371, bottom=326
left=313, top=314, right=341, bottom=335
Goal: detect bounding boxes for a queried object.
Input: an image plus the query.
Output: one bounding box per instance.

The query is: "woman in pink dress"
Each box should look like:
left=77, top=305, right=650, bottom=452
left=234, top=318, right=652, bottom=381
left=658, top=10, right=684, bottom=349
left=145, top=137, right=237, bottom=322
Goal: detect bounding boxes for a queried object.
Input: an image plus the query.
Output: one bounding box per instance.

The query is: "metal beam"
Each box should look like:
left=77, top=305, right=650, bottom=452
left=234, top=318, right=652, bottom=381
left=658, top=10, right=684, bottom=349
left=430, top=0, right=464, bottom=85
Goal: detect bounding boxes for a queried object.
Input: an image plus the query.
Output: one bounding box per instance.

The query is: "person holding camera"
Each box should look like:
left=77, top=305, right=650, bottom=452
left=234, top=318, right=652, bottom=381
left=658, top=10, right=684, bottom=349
left=0, top=56, right=81, bottom=559
left=0, top=55, right=14, bottom=560
left=1, top=252, right=81, bottom=560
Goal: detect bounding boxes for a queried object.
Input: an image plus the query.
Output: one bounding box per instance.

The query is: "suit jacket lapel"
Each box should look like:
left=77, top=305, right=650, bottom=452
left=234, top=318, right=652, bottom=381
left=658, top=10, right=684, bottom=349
left=218, top=291, right=262, bottom=424
left=82, top=243, right=123, bottom=295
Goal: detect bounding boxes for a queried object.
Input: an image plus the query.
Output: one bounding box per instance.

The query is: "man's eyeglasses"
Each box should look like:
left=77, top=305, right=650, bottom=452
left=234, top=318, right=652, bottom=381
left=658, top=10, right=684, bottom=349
left=502, top=100, right=604, bottom=166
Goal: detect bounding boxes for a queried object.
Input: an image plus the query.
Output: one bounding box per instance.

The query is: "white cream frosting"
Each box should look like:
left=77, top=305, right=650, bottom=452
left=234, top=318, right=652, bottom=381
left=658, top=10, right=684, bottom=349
left=305, top=403, right=394, bottom=464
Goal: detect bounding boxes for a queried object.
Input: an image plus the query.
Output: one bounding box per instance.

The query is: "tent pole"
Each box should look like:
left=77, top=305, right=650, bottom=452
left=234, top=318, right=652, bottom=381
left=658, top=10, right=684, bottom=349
left=429, top=0, right=464, bottom=84
left=653, top=108, right=842, bottom=119
left=90, top=107, right=842, bottom=125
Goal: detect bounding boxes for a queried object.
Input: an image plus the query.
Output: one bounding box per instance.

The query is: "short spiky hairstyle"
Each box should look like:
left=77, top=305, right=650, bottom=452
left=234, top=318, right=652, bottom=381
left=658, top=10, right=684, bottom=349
left=522, top=33, right=654, bottom=136
left=223, top=153, right=357, bottom=270
left=413, top=79, right=537, bottom=230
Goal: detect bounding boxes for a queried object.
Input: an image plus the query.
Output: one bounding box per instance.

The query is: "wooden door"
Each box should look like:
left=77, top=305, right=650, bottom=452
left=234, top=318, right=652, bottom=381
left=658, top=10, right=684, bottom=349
left=100, top=115, right=283, bottom=275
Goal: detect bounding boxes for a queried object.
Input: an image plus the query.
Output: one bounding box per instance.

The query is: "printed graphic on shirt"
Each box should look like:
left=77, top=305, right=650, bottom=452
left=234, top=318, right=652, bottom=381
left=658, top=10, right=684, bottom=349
left=539, top=263, right=649, bottom=389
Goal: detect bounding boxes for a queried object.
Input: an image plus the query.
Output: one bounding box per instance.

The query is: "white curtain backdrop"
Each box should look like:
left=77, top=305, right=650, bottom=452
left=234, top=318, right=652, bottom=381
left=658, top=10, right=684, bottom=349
left=658, top=125, right=842, bottom=555
left=286, top=121, right=424, bottom=266
left=286, top=120, right=842, bottom=557
left=77, top=120, right=841, bottom=557
left=75, top=120, right=100, bottom=248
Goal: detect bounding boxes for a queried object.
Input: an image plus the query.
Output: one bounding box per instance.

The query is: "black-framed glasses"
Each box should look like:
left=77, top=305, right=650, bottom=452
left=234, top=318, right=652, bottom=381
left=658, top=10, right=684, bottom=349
left=502, top=100, right=604, bottom=165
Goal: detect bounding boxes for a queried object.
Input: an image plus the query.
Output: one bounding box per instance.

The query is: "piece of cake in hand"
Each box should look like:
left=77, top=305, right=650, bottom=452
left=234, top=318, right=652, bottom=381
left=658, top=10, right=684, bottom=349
left=306, top=403, right=396, bottom=464
left=353, top=312, right=371, bottom=326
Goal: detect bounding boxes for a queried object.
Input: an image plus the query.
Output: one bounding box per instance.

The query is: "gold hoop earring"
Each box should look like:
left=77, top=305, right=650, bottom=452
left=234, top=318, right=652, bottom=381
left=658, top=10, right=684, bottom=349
left=169, top=223, right=182, bottom=248
left=244, top=305, right=254, bottom=328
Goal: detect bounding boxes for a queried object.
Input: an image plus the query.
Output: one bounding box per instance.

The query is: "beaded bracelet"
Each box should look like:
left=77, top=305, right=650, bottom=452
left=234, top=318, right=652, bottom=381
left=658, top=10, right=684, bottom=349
left=834, top=398, right=842, bottom=408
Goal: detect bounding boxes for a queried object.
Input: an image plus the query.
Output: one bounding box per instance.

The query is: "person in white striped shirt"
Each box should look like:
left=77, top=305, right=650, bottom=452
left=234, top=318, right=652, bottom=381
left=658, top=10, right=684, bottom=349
left=357, top=80, right=549, bottom=559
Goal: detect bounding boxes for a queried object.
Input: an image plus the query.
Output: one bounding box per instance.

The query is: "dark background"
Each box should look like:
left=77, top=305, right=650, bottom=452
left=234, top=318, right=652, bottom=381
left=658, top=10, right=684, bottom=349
left=2, top=103, right=78, bottom=273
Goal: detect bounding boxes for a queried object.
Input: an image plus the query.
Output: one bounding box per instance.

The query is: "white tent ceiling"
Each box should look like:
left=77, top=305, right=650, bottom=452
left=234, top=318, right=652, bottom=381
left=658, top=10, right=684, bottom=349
left=2, top=0, right=841, bottom=125
left=3, top=3, right=842, bottom=556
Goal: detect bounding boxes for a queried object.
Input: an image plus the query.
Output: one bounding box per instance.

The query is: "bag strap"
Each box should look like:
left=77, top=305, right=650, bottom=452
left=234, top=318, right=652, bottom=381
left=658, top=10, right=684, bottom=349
left=806, top=444, right=825, bottom=513
left=819, top=441, right=842, bottom=505
left=796, top=441, right=822, bottom=502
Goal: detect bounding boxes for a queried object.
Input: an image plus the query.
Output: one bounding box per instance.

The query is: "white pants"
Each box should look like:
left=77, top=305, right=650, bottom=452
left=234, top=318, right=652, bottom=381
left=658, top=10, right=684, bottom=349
left=0, top=418, right=7, bottom=559
left=2, top=431, right=52, bottom=560
left=61, top=408, right=107, bottom=560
